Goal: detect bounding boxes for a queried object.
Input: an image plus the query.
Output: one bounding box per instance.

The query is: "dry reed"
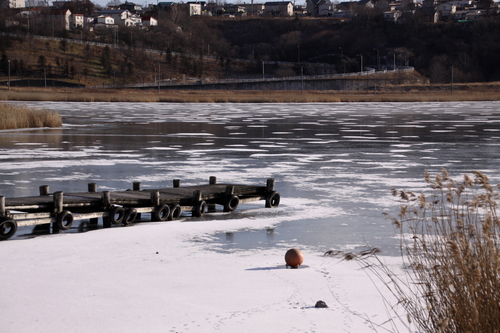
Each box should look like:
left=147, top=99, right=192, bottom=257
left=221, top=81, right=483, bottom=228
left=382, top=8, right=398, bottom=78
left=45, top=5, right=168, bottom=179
left=2, top=88, right=500, bottom=103
left=351, top=169, right=500, bottom=333
left=0, top=103, right=62, bottom=130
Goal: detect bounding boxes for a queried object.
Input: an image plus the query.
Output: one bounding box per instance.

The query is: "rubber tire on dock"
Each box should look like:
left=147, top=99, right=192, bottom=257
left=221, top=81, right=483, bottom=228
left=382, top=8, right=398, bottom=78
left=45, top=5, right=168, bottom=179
left=265, top=191, right=280, bottom=208
left=122, top=208, right=137, bottom=226
left=0, top=217, right=18, bottom=241
left=168, top=204, right=182, bottom=221
left=223, top=195, right=240, bottom=212
left=152, top=204, right=170, bottom=221
left=192, top=201, right=207, bottom=217
left=56, top=210, right=74, bottom=230
left=109, top=206, right=125, bottom=225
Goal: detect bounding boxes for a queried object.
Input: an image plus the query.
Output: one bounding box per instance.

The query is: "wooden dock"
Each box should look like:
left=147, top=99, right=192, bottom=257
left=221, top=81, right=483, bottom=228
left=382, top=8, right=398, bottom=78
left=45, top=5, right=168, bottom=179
left=0, top=177, right=280, bottom=241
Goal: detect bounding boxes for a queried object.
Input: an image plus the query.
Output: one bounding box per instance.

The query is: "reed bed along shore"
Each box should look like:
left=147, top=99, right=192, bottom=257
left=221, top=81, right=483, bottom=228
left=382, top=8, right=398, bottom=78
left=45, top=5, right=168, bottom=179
left=0, top=103, right=62, bottom=130
left=1, top=87, right=500, bottom=103
left=344, top=170, right=500, bottom=333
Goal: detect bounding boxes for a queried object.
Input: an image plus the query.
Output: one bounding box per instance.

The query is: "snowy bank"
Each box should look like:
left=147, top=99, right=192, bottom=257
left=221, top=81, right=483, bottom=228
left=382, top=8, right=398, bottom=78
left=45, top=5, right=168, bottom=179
left=0, top=204, right=408, bottom=333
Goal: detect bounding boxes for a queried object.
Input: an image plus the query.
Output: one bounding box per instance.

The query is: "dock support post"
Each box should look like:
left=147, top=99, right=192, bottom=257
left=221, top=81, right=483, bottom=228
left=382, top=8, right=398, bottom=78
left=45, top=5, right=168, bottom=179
left=102, top=191, right=111, bottom=228
left=266, top=178, right=275, bottom=192
left=192, top=190, right=202, bottom=202
left=39, top=185, right=49, bottom=196
left=151, top=190, right=160, bottom=207
left=173, top=179, right=180, bottom=188
left=225, top=186, right=235, bottom=195
left=88, top=183, right=98, bottom=228
left=207, top=177, right=217, bottom=212
left=133, top=182, right=142, bottom=219
left=192, top=190, right=206, bottom=217
left=0, top=196, right=5, bottom=217
left=53, top=191, right=64, bottom=213
left=88, top=183, right=97, bottom=193
left=52, top=191, right=64, bottom=234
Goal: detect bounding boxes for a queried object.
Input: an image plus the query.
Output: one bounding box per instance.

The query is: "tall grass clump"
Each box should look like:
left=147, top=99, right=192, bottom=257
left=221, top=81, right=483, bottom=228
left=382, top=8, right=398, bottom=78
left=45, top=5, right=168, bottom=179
left=361, top=169, right=500, bottom=333
left=0, top=103, right=62, bottom=130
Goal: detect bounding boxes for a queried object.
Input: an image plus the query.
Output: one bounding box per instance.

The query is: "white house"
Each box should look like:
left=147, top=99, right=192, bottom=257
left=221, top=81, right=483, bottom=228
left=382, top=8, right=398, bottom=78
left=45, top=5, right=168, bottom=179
left=141, top=15, right=157, bottom=26
left=437, top=2, right=457, bottom=18
left=93, top=15, right=116, bottom=30
left=241, top=3, right=264, bottom=14
left=186, top=2, right=202, bottom=16
left=97, top=15, right=114, bottom=25
left=1, top=0, right=24, bottom=8
left=264, top=1, right=294, bottom=16
left=44, top=8, right=71, bottom=30
left=384, top=9, right=402, bottom=21
left=71, top=13, right=84, bottom=29
left=97, top=9, right=142, bottom=27
left=465, top=9, right=486, bottom=20
left=306, top=0, right=334, bottom=16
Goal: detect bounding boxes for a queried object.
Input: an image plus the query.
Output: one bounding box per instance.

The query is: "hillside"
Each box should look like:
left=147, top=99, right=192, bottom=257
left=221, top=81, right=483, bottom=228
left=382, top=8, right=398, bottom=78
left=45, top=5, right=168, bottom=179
left=0, top=35, right=233, bottom=87
left=2, top=13, right=500, bottom=88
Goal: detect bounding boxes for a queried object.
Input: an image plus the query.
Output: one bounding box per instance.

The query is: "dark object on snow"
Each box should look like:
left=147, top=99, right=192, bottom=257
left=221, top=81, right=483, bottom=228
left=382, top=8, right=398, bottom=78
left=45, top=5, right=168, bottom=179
left=315, top=300, right=328, bottom=308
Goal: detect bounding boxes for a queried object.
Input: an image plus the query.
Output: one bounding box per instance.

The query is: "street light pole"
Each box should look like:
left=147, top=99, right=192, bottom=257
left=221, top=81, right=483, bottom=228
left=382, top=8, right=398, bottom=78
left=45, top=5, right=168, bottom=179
left=8, top=60, right=10, bottom=90
left=301, top=66, right=304, bottom=93
left=358, top=54, right=363, bottom=73
left=373, top=48, right=379, bottom=70
left=451, top=65, right=454, bottom=94
left=339, top=47, right=344, bottom=73
left=392, top=53, right=396, bottom=71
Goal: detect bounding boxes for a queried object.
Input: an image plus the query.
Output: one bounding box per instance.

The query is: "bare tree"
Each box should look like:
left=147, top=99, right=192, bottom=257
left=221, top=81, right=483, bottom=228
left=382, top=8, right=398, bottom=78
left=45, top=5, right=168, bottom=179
left=106, top=0, right=121, bottom=7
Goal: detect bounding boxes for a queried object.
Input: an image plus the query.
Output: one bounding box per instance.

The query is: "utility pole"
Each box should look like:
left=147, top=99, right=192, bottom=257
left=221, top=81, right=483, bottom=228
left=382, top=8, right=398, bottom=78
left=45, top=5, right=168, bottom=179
left=301, top=66, right=304, bottom=93
left=358, top=54, right=363, bottom=73
left=451, top=65, right=454, bottom=94
left=43, top=67, right=46, bottom=88
left=262, top=61, right=264, bottom=79
left=8, top=60, right=10, bottom=90
left=339, top=47, right=344, bottom=73
left=373, top=48, right=379, bottom=70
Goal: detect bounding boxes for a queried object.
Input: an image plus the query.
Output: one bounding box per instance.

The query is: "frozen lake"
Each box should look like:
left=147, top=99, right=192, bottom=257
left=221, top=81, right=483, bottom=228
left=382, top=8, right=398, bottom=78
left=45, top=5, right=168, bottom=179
left=2, top=101, right=500, bottom=255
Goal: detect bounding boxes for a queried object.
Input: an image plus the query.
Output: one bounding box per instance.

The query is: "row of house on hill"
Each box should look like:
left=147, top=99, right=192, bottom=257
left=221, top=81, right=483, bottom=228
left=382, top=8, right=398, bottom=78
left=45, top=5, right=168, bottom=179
left=4, top=0, right=499, bottom=26
left=7, top=8, right=84, bottom=30
left=94, top=9, right=157, bottom=29
left=307, top=0, right=500, bottom=21
left=7, top=7, right=158, bottom=31
left=159, top=0, right=499, bottom=20
left=424, top=0, right=499, bottom=22
left=155, top=1, right=295, bottom=17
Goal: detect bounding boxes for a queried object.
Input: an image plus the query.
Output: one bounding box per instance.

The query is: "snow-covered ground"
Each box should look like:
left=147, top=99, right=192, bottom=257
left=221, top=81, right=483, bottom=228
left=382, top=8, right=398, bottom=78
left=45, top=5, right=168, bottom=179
left=1, top=208, right=407, bottom=333
left=5, top=101, right=500, bottom=332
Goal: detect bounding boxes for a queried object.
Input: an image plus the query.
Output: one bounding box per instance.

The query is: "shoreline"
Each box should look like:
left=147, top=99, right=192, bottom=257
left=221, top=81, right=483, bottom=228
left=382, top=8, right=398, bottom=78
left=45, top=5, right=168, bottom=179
left=1, top=87, right=500, bottom=103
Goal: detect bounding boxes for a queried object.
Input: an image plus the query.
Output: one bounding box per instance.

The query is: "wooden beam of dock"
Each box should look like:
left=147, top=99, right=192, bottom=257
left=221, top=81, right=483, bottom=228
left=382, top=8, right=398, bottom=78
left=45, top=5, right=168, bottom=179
left=0, top=177, right=280, bottom=241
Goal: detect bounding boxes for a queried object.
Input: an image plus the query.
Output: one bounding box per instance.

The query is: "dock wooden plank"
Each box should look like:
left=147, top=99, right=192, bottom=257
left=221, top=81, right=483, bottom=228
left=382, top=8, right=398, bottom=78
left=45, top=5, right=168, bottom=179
left=4, top=184, right=269, bottom=210
left=0, top=179, right=279, bottom=241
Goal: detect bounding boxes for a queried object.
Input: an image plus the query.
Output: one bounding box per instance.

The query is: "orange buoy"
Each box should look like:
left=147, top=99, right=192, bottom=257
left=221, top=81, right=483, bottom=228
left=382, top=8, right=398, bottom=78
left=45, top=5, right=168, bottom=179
left=285, top=248, right=304, bottom=268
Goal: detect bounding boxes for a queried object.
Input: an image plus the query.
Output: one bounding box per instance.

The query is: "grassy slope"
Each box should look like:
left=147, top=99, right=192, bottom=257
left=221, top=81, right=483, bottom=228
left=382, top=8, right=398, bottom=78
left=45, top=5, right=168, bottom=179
left=1, top=86, right=500, bottom=102
left=2, top=37, right=226, bottom=87
left=2, top=36, right=500, bottom=102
